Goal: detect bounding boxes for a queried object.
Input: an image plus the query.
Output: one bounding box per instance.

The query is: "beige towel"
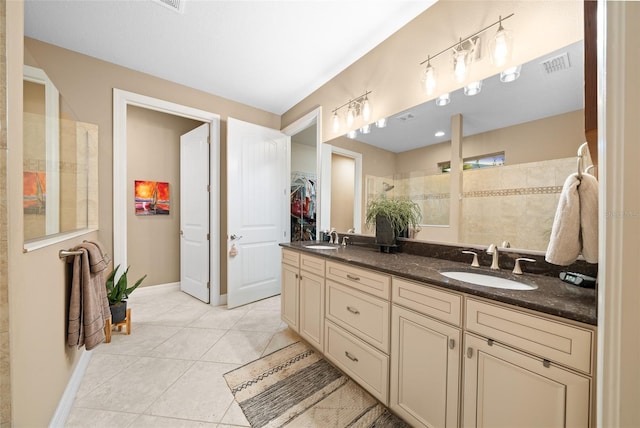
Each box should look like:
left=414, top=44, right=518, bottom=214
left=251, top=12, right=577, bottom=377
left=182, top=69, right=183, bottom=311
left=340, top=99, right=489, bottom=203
left=67, top=242, right=111, bottom=350
left=579, top=173, right=599, bottom=263
left=546, top=173, right=581, bottom=265
left=546, top=173, right=599, bottom=265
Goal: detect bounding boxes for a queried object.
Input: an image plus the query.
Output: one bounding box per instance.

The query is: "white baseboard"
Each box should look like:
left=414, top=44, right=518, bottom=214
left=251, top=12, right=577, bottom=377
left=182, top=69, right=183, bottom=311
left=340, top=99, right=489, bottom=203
left=49, top=349, right=93, bottom=428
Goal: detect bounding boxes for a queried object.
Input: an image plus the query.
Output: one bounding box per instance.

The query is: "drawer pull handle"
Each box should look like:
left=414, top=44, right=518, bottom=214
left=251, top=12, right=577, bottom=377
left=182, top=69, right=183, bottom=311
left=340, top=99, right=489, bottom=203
left=345, top=351, right=359, bottom=362
left=448, top=338, right=455, bottom=350
left=466, top=347, right=474, bottom=359
left=347, top=306, right=360, bottom=315
left=346, top=274, right=361, bottom=281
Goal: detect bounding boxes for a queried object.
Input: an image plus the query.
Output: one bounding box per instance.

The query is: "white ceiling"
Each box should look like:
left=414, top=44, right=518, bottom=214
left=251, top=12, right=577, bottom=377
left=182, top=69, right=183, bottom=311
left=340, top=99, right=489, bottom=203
left=24, top=0, right=436, bottom=115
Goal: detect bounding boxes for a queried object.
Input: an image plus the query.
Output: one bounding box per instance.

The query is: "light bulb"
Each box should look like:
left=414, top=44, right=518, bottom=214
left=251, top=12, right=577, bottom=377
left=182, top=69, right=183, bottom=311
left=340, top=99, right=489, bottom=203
left=346, top=103, right=355, bottom=128
left=490, top=17, right=513, bottom=67
left=424, top=63, right=436, bottom=96
left=361, top=124, right=371, bottom=134
left=500, top=65, right=521, bottom=82
left=434, top=130, right=445, bottom=137
left=347, top=130, right=357, bottom=139
left=375, top=118, right=387, bottom=128
left=435, top=93, right=450, bottom=107
left=332, top=111, right=340, bottom=133
left=453, top=49, right=469, bottom=83
left=464, top=81, right=482, bottom=96
left=362, top=96, right=372, bottom=122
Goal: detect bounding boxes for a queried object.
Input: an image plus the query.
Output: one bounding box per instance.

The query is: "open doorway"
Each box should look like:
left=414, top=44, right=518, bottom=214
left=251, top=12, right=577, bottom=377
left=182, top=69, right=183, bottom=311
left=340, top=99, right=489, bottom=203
left=113, top=89, right=222, bottom=304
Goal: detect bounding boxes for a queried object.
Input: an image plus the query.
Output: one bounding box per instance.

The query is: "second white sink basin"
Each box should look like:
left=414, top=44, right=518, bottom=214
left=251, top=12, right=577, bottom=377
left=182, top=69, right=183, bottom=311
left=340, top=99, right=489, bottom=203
left=440, top=271, right=538, bottom=291
left=303, top=244, right=339, bottom=250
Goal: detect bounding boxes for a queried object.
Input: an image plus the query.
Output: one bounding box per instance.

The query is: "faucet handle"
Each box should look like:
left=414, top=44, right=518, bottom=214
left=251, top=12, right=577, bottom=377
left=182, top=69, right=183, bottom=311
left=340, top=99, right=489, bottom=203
left=462, top=250, right=480, bottom=267
left=513, top=257, right=536, bottom=275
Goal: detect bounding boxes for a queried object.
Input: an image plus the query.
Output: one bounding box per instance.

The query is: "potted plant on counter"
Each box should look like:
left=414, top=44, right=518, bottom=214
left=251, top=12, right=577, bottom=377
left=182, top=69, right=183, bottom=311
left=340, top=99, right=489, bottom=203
left=365, top=196, right=422, bottom=252
left=106, top=265, right=147, bottom=323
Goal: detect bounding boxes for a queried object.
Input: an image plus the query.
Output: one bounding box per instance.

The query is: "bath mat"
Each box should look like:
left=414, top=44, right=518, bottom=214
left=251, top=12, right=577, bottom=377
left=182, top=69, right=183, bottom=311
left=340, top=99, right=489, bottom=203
left=223, top=341, right=409, bottom=428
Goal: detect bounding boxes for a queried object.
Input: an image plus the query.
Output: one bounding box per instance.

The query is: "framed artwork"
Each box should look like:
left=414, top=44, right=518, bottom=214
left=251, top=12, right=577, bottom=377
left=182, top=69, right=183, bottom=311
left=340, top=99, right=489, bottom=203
left=24, top=171, right=46, bottom=214
left=135, top=180, right=170, bottom=215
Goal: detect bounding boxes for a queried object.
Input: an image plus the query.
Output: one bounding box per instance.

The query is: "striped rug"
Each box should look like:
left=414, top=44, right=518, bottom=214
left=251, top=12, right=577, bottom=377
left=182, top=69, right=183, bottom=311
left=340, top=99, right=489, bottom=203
left=223, top=341, right=409, bottom=428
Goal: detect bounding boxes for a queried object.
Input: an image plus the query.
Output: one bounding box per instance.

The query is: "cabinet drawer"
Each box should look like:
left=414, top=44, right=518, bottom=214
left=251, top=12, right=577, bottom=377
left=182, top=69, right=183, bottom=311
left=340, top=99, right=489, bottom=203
left=326, top=261, right=390, bottom=299
left=466, top=299, right=594, bottom=374
left=324, top=320, right=389, bottom=404
left=392, top=277, right=462, bottom=327
left=326, top=280, right=390, bottom=353
left=282, top=249, right=299, bottom=268
left=300, top=253, right=325, bottom=276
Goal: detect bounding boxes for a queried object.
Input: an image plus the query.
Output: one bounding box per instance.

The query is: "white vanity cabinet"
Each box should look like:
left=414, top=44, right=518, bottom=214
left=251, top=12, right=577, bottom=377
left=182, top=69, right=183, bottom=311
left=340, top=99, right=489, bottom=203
left=281, top=249, right=326, bottom=351
left=390, top=278, right=462, bottom=428
left=462, top=299, right=594, bottom=428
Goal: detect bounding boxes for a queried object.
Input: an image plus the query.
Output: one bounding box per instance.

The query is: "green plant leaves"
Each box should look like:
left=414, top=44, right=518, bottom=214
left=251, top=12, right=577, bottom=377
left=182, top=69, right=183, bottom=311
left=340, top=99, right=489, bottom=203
left=365, top=197, right=422, bottom=236
left=105, top=264, right=147, bottom=305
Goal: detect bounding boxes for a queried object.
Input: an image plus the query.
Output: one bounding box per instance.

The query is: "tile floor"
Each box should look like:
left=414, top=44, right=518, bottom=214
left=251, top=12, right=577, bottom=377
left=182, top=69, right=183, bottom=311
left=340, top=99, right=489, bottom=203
left=66, top=286, right=300, bottom=427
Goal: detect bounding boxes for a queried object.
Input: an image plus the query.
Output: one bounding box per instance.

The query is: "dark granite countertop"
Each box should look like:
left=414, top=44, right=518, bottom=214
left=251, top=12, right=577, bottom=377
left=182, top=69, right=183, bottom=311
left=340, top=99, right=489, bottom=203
left=281, top=242, right=597, bottom=326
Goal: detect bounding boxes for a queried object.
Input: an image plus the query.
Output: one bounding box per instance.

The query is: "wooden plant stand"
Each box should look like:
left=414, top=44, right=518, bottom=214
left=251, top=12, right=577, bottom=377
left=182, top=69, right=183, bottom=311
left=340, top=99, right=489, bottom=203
left=104, top=308, right=131, bottom=343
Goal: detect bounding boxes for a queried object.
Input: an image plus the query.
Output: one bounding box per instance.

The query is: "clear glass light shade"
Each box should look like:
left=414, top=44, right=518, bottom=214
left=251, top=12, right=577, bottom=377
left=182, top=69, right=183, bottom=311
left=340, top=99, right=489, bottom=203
left=435, top=93, right=450, bottom=107
left=332, top=111, right=340, bottom=133
left=347, top=130, right=357, bottom=139
left=500, top=65, right=521, bottom=82
left=375, top=117, right=387, bottom=128
left=346, top=104, right=355, bottom=128
left=361, top=96, right=372, bottom=122
left=423, top=64, right=436, bottom=96
left=360, top=124, right=371, bottom=134
left=490, top=26, right=513, bottom=67
left=464, top=80, right=482, bottom=96
left=453, top=48, right=471, bottom=83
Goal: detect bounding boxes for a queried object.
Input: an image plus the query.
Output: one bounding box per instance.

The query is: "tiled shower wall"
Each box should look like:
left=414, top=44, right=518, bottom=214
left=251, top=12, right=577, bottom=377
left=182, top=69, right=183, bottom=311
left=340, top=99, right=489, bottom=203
left=0, top=0, right=11, bottom=425
left=461, top=157, right=575, bottom=251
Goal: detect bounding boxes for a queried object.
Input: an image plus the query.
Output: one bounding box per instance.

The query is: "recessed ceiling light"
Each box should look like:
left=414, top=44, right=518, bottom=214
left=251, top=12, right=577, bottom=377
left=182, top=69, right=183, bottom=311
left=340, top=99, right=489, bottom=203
left=435, top=131, right=445, bottom=137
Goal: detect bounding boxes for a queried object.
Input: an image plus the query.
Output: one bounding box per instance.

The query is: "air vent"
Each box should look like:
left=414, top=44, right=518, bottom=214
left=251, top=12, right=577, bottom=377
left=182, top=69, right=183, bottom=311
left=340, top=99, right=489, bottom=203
left=395, top=113, right=416, bottom=122
left=153, top=0, right=185, bottom=14
left=540, top=52, right=571, bottom=74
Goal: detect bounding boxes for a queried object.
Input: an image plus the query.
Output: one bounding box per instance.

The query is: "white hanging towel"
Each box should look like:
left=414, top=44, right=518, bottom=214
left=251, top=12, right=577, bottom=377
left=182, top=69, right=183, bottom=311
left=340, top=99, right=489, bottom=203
left=545, top=173, right=581, bottom=265
left=579, top=173, right=599, bottom=263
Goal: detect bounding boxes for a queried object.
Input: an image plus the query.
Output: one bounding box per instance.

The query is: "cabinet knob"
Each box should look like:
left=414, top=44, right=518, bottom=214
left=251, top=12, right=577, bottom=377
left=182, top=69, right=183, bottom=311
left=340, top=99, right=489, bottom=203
left=466, top=347, right=474, bottom=359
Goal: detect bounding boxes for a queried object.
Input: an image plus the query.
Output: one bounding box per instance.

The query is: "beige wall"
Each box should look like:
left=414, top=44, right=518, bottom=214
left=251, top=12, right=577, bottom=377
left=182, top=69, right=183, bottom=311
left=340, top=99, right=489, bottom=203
left=126, top=106, right=202, bottom=287
left=330, top=154, right=355, bottom=232
left=291, top=142, right=316, bottom=174
left=282, top=0, right=583, bottom=142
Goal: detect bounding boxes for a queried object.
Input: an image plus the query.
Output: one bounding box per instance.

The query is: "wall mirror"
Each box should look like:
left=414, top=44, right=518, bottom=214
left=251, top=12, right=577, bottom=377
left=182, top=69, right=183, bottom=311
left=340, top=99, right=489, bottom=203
left=23, top=65, right=99, bottom=244
left=325, top=39, right=585, bottom=252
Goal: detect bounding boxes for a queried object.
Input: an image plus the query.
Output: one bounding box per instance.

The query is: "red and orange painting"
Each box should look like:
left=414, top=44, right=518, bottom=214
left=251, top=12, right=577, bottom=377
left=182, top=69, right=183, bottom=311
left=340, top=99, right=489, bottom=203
left=135, top=180, right=170, bottom=215
left=24, top=171, right=46, bottom=214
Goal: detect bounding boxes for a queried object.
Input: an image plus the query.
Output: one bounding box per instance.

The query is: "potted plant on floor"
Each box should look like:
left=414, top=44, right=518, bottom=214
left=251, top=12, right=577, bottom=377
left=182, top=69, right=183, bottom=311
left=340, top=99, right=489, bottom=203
left=365, top=196, right=422, bottom=252
left=106, top=265, right=147, bottom=323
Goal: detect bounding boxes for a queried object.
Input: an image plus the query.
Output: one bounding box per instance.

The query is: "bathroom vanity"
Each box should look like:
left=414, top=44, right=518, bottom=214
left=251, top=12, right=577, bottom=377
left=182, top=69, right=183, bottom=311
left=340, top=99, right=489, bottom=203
left=280, top=242, right=596, bottom=428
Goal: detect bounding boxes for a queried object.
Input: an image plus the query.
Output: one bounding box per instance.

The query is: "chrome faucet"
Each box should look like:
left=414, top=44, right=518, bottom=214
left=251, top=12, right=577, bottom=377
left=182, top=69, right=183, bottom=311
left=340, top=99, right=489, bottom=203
left=328, top=228, right=339, bottom=244
left=487, top=244, right=500, bottom=270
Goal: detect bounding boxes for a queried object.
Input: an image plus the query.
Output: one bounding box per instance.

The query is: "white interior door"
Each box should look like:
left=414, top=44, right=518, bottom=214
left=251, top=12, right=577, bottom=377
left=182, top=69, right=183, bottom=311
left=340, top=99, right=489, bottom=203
left=180, top=123, right=210, bottom=302
left=227, top=117, right=288, bottom=308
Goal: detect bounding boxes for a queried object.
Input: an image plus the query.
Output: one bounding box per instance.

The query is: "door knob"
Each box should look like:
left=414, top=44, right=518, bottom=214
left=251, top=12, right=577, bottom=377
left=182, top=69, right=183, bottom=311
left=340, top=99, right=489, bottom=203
left=230, top=234, right=243, bottom=241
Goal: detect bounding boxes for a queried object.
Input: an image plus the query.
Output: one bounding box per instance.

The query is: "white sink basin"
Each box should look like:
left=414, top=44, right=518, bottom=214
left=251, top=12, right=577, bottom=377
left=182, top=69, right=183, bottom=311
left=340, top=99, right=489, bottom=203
left=440, top=271, right=538, bottom=291
left=303, top=244, right=339, bottom=250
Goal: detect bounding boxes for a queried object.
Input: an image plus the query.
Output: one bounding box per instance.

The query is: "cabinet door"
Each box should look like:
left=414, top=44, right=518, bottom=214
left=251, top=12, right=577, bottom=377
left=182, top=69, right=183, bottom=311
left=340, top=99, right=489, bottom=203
left=299, top=271, right=324, bottom=351
left=462, top=333, right=591, bottom=428
left=390, top=305, right=461, bottom=428
left=281, top=263, right=299, bottom=332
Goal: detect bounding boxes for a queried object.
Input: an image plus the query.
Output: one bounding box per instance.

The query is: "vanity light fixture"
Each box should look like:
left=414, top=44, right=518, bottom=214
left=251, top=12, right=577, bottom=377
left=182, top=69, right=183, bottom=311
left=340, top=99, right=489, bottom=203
left=419, top=13, right=514, bottom=91
left=360, top=124, right=371, bottom=134
left=375, top=117, right=387, bottom=128
left=435, top=93, right=451, bottom=107
left=346, top=130, right=358, bottom=139
left=464, top=80, right=482, bottom=96
left=331, top=90, right=373, bottom=133
left=500, top=65, right=521, bottom=82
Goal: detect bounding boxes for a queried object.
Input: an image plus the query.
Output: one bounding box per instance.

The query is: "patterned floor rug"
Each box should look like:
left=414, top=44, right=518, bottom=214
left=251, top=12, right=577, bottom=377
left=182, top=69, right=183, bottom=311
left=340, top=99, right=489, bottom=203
left=223, top=341, right=410, bottom=428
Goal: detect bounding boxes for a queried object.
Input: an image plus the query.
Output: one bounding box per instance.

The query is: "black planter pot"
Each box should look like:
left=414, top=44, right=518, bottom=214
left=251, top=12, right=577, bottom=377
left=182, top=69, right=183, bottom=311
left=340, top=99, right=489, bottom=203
left=375, top=215, right=396, bottom=247
left=110, top=300, right=127, bottom=324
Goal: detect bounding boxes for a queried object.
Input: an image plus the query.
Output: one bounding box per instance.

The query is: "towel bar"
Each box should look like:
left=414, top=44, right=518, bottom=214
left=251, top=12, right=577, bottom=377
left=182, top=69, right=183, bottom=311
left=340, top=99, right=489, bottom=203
left=59, top=249, right=83, bottom=259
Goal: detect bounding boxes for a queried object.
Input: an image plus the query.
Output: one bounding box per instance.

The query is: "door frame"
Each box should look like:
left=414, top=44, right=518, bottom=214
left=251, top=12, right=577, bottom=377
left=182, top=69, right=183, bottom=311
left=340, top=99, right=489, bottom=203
left=113, top=89, right=222, bottom=304
left=282, top=107, right=322, bottom=240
